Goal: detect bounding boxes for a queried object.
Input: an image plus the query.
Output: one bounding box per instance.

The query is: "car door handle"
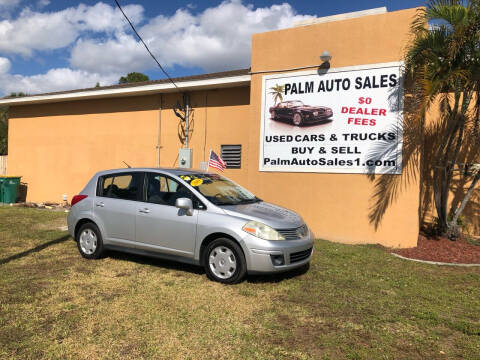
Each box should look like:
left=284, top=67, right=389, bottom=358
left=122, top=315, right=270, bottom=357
left=96, top=202, right=104, bottom=207
left=139, top=208, right=150, bottom=214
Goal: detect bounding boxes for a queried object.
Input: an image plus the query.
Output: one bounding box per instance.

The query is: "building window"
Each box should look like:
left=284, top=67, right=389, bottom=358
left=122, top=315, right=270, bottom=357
left=221, top=144, right=241, bottom=169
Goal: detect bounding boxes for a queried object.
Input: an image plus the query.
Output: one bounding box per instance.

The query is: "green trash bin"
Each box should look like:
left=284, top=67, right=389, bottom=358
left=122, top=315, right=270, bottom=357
left=0, top=177, right=5, bottom=203
left=0, top=176, right=21, bottom=204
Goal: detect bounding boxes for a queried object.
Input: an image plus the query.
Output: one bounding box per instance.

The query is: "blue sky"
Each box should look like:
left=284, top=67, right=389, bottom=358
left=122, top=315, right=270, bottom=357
left=0, top=0, right=425, bottom=95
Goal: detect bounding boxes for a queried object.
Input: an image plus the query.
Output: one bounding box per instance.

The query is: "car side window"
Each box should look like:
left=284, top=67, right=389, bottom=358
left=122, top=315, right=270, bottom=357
left=145, top=173, right=205, bottom=209
left=98, top=173, right=143, bottom=201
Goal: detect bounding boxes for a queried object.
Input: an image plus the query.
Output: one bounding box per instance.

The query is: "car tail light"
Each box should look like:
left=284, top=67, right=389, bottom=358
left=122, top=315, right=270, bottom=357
left=71, top=195, right=88, bottom=206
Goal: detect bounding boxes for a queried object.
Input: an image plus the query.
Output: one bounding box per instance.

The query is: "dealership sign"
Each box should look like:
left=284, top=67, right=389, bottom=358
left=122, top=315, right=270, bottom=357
left=259, top=62, right=403, bottom=174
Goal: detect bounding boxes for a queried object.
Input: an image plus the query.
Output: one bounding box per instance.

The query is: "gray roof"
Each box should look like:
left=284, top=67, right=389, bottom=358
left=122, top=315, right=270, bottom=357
left=2, top=68, right=250, bottom=100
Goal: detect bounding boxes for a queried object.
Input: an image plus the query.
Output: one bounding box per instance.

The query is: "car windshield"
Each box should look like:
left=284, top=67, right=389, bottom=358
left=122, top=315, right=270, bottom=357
left=178, top=173, right=261, bottom=205
left=289, top=100, right=304, bottom=107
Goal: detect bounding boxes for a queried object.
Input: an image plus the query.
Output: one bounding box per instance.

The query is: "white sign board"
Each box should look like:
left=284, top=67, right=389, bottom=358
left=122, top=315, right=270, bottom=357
left=259, top=62, right=403, bottom=174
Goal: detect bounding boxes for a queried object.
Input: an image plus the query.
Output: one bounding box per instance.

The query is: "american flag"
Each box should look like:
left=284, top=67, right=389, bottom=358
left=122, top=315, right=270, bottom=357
left=208, top=150, right=227, bottom=172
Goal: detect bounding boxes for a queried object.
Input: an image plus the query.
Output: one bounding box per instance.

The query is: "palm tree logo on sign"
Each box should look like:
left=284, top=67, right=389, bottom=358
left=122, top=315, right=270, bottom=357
left=269, top=84, right=285, bottom=105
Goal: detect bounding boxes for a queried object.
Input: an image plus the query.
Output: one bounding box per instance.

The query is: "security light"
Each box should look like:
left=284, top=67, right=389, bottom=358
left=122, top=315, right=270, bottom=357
left=320, top=50, right=332, bottom=63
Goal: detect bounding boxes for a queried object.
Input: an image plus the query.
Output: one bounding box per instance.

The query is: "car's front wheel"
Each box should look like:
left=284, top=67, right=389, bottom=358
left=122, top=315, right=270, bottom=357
left=76, top=222, right=105, bottom=259
left=270, top=110, right=277, bottom=120
left=292, top=113, right=303, bottom=126
left=204, top=238, right=246, bottom=284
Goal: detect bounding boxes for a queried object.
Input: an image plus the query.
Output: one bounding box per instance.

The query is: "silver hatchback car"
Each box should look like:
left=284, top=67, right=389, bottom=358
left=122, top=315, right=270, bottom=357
left=67, top=168, right=314, bottom=283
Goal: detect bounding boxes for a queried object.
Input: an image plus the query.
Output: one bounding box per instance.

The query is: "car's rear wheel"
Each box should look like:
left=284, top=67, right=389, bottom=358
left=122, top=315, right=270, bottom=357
left=204, top=238, right=246, bottom=284
left=292, top=113, right=303, bottom=126
left=76, top=222, right=105, bottom=259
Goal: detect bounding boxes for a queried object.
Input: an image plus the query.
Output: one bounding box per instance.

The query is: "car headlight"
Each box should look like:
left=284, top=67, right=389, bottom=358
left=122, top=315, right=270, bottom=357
left=296, top=224, right=309, bottom=238
left=242, top=220, right=285, bottom=241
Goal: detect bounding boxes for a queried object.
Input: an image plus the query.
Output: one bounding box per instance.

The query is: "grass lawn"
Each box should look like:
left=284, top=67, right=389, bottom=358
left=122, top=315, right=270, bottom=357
left=1, top=207, right=479, bottom=359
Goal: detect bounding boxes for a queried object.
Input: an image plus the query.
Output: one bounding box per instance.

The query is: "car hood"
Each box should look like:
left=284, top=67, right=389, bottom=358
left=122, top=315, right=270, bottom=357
left=295, top=105, right=330, bottom=111
left=218, top=201, right=303, bottom=229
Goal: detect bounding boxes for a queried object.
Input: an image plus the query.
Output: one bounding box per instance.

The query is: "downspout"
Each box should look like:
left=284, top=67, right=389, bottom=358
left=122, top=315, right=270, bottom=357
left=203, top=91, right=208, bottom=161
left=157, top=94, right=162, bottom=167
left=184, top=93, right=190, bottom=148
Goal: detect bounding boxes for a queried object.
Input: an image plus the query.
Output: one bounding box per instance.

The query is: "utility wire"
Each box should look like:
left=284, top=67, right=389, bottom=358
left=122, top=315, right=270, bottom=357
left=113, top=0, right=179, bottom=89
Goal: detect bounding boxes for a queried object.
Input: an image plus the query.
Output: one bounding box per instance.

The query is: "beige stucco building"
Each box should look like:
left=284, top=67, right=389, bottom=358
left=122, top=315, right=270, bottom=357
left=1, top=7, right=424, bottom=248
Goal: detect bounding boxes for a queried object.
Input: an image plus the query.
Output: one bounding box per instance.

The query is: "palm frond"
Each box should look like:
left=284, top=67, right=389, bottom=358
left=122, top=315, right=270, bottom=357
left=370, top=0, right=480, bottom=230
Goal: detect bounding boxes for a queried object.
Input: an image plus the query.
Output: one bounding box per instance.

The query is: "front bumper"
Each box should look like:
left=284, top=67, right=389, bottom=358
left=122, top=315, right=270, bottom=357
left=304, top=112, right=333, bottom=123
left=242, top=231, right=314, bottom=274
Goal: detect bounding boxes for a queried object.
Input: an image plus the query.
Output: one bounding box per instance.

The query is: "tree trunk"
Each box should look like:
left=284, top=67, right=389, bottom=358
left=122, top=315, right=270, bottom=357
left=443, top=91, right=472, bottom=236
left=435, top=119, right=459, bottom=232
left=447, top=169, right=480, bottom=239
left=433, top=93, right=461, bottom=233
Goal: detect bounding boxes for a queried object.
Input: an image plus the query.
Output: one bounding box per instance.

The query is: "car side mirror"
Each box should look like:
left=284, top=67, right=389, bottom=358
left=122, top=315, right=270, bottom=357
left=175, top=197, right=193, bottom=216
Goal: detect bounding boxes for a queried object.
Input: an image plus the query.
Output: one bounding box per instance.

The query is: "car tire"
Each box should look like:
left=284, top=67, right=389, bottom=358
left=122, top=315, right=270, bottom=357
left=292, top=113, right=303, bottom=126
left=76, top=222, right=105, bottom=259
left=270, top=110, right=277, bottom=120
left=204, top=238, right=247, bottom=284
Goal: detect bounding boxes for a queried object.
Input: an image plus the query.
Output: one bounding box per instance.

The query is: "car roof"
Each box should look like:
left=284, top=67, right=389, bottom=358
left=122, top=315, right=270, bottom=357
left=94, top=167, right=208, bottom=177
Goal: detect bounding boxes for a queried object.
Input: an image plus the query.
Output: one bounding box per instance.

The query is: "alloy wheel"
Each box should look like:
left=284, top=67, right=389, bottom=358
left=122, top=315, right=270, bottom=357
left=293, top=113, right=302, bottom=125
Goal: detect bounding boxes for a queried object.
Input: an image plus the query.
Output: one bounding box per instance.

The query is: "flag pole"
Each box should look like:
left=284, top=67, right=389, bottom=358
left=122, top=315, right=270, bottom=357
left=207, top=149, right=212, bottom=173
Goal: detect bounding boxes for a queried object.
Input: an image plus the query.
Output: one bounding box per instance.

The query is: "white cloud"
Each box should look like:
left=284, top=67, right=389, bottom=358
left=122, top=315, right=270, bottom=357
left=37, top=0, right=49, bottom=8
left=0, top=1, right=315, bottom=96
left=70, top=33, right=152, bottom=75
left=0, top=0, right=20, bottom=8
left=73, top=2, right=143, bottom=33
left=0, top=0, right=21, bottom=18
left=70, top=0, right=314, bottom=73
left=0, top=56, right=11, bottom=73
left=0, top=2, right=144, bottom=56
left=0, top=57, right=118, bottom=95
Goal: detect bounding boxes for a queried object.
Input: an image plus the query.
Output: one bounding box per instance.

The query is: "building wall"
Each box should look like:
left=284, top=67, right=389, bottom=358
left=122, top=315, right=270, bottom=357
left=8, top=87, right=251, bottom=203
left=245, top=8, right=421, bottom=247
left=0, top=155, right=6, bottom=175
left=8, top=8, right=422, bottom=248
left=420, top=100, right=480, bottom=235
left=8, top=95, right=159, bottom=202
left=157, top=87, right=251, bottom=186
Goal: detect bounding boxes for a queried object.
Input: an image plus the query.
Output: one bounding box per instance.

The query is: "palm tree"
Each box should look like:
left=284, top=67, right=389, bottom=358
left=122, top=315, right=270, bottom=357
left=269, top=84, right=285, bottom=105
left=404, top=0, right=480, bottom=238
